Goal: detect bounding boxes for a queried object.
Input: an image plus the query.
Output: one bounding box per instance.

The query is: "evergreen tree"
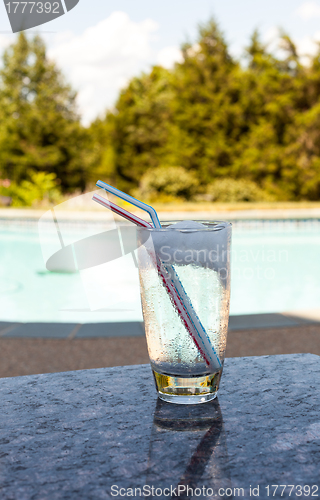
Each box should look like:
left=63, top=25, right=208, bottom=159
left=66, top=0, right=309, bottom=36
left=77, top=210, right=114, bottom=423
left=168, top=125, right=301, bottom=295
left=106, top=65, right=174, bottom=193
left=0, top=33, right=86, bottom=192
left=3, top=22, right=318, bottom=202
left=85, top=115, right=117, bottom=187
left=169, top=19, right=240, bottom=183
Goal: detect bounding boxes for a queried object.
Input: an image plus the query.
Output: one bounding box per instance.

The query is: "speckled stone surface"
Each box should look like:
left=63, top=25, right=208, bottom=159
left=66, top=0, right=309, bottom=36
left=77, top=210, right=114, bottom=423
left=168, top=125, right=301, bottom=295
left=1, top=354, right=320, bottom=499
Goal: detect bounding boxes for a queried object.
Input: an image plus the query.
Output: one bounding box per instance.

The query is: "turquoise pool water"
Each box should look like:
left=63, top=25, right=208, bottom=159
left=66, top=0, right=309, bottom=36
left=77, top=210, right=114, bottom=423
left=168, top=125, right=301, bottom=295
left=1, top=220, right=320, bottom=323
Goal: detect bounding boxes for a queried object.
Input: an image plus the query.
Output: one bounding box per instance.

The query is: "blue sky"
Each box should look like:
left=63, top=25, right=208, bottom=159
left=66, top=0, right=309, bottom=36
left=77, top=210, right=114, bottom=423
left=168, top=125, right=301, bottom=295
left=1, top=0, right=320, bottom=123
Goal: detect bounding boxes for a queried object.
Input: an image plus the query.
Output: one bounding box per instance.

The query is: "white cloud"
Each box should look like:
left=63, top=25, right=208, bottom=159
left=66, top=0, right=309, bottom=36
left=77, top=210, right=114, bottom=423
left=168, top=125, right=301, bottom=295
left=262, top=25, right=320, bottom=64
left=156, top=46, right=183, bottom=69
left=0, top=35, right=12, bottom=69
left=0, top=34, right=11, bottom=51
left=295, top=1, right=320, bottom=20
left=295, top=31, right=320, bottom=63
left=263, top=26, right=281, bottom=54
left=262, top=26, right=292, bottom=60
left=48, top=11, right=158, bottom=125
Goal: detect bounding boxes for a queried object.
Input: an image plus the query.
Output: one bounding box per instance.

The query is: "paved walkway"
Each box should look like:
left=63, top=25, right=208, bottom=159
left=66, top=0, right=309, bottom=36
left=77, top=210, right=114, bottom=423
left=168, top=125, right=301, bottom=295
left=0, top=311, right=319, bottom=339
left=0, top=312, right=319, bottom=378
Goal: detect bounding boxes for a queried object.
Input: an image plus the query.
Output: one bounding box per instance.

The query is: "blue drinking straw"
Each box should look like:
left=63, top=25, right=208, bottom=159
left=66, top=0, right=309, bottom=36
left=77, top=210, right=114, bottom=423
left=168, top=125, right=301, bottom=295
left=96, top=180, right=161, bottom=229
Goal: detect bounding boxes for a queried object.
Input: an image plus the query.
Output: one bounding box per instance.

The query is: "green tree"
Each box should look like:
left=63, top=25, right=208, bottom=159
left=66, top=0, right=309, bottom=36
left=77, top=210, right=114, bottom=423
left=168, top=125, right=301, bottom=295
left=94, top=20, right=244, bottom=194
left=0, top=33, right=87, bottom=192
left=87, top=20, right=320, bottom=201
left=235, top=31, right=318, bottom=199
left=107, top=65, right=174, bottom=193
left=85, top=114, right=117, bottom=187
left=168, top=19, right=241, bottom=183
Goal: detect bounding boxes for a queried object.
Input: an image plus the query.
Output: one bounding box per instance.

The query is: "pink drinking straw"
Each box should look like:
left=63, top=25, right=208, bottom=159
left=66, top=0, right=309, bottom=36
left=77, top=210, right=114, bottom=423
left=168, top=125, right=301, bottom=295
left=92, top=191, right=221, bottom=371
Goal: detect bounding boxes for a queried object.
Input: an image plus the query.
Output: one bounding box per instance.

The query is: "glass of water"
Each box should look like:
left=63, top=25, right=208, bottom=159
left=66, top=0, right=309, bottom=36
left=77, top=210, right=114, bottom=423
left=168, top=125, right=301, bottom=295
left=137, top=220, right=231, bottom=404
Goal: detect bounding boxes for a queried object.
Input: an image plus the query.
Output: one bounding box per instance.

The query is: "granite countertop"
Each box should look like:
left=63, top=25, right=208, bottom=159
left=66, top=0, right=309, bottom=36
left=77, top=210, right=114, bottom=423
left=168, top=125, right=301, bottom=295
left=1, top=354, right=320, bottom=499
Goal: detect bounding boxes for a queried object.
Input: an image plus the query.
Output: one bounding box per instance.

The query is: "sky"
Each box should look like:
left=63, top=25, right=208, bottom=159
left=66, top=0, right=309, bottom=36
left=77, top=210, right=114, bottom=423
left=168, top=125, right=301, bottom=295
left=1, top=0, right=320, bottom=124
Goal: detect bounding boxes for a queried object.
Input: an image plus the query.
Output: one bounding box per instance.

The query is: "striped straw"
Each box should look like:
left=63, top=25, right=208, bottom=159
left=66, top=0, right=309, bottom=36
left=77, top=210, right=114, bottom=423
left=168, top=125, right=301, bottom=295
left=93, top=190, right=221, bottom=371
left=93, top=193, right=152, bottom=228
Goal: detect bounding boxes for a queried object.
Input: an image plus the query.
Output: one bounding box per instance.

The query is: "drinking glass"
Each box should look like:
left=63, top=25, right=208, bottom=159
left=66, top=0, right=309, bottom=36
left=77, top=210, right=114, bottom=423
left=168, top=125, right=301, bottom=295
left=137, top=221, right=231, bottom=404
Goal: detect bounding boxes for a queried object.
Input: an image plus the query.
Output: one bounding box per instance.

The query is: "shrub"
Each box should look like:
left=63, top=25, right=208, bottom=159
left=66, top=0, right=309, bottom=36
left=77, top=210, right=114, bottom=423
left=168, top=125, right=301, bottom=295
left=0, top=171, right=62, bottom=207
left=137, top=166, right=199, bottom=201
left=206, top=178, right=272, bottom=203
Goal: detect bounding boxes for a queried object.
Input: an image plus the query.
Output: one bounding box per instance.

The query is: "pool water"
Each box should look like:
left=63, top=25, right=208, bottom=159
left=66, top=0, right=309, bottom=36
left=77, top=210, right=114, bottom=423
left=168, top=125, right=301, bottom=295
left=0, top=220, right=319, bottom=323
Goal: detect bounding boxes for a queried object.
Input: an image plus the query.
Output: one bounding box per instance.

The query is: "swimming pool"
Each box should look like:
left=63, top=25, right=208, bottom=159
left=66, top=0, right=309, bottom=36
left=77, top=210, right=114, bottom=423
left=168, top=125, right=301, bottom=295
left=1, top=219, right=320, bottom=323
